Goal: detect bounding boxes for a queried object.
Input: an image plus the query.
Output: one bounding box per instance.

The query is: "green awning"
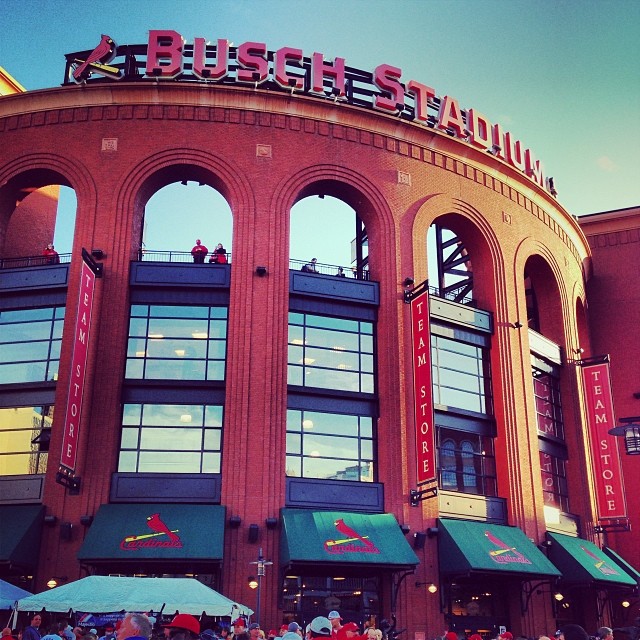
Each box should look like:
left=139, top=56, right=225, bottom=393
left=0, top=505, right=44, bottom=572
left=438, top=518, right=561, bottom=578
left=547, top=533, right=637, bottom=587
left=603, top=547, right=640, bottom=585
left=78, top=504, right=225, bottom=562
left=280, top=509, right=419, bottom=569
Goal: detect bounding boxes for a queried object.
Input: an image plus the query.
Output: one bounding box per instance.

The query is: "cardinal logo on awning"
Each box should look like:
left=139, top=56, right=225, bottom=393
left=580, top=545, right=619, bottom=576
left=72, top=35, right=121, bottom=83
left=120, top=513, right=183, bottom=551
left=323, top=519, right=380, bottom=555
left=485, top=530, right=532, bottom=565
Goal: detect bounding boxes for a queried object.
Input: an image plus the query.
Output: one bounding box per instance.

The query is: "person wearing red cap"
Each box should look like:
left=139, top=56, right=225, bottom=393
left=500, top=633, right=513, bottom=640
left=162, top=614, right=200, bottom=640
left=444, top=632, right=458, bottom=640
left=116, top=614, right=152, bottom=640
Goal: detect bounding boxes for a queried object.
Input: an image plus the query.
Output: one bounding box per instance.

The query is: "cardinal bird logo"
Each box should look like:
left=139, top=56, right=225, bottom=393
left=72, top=34, right=121, bottom=82
left=484, top=530, right=531, bottom=565
left=323, top=518, right=381, bottom=555
left=580, top=545, right=619, bottom=576
left=120, top=512, right=183, bottom=551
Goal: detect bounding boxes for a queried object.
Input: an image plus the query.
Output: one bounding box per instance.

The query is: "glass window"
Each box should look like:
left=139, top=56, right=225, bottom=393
left=286, top=409, right=375, bottom=482
left=0, top=307, right=64, bottom=384
left=436, top=428, right=496, bottom=496
left=533, top=369, right=564, bottom=439
left=0, top=406, right=54, bottom=475
left=125, top=305, right=227, bottom=381
left=431, top=334, right=491, bottom=415
left=539, top=450, right=569, bottom=511
left=287, top=313, right=375, bottom=393
left=117, top=403, right=223, bottom=474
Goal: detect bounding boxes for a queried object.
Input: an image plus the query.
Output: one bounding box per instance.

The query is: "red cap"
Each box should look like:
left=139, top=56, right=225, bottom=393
left=445, top=633, right=458, bottom=640
left=500, top=634, right=513, bottom=640
left=163, top=614, right=200, bottom=636
left=469, top=635, right=483, bottom=640
left=341, top=624, right=360, bottom=634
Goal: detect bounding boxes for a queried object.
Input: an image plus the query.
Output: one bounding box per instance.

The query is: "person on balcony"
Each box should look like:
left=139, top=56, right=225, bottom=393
left=191, top=239, right=208, bottom=263
left=42, top=243, right=60, bottom=264
left=209, top=243, right=227, bottom=263
left=301, top=258, right=318, bottom=273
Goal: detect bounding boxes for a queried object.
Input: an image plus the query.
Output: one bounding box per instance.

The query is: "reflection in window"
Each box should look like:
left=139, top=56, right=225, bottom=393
left=539, top=450, right=569, bottom=512
left=431, top=334, right=491, bottom=414
left=125, top=305, right=227, bottom=380
left=282, top=575, right=380, bottom=622
left=0, top=307, right=65, bottom=384
left=437, top=428, right=496, bottom=496
left=118, top=403, right=223, bottom=474
left=0, top=405, right=53, bottom=475
left=533, top=368, right=564, bottom=440
left=287, top=313, right=374, bottom=393
left=286, top=409, right=375, bottom=482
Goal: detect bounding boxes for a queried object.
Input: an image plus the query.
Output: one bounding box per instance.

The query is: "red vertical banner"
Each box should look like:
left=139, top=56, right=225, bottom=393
left=580, top=361, right=627, bottom=520
left=59, top=258, right=97, bottom=473
left=411, top=288, right=436, bottom=485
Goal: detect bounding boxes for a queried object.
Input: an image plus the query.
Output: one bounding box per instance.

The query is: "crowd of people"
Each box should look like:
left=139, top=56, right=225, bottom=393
left=4, top=613, right=637, bottom=640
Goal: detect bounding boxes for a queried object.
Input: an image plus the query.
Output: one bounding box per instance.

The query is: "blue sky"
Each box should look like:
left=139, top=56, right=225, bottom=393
left=1, top=0, right=639, bottom=262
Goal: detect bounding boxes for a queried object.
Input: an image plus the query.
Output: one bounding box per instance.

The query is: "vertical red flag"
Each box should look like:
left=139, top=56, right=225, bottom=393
left=411, top=288, right=436, bottom=485
left=59, top=258, right=97, bottom=473
left=580, top=361, right=627, bottom=520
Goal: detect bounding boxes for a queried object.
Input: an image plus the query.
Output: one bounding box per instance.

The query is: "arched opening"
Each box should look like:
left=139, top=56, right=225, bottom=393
left=141, top=181, right=232, bottom=263
left=290, top=184, right=368, bottom=279
left=523, top=255, right=563, bottom=343
left=1, top=169, right=77, bottom=266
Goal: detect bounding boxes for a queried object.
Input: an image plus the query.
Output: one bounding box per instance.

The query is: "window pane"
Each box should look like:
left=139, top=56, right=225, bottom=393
left=138, top=451, right=201, bottom=473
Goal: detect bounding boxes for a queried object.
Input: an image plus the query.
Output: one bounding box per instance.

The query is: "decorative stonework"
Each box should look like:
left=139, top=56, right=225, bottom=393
left=0, top=102, right=582, bottom=261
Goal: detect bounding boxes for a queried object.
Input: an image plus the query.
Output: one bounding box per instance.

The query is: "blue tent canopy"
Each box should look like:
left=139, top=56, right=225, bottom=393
left=0, top=580, right=32, bottom=610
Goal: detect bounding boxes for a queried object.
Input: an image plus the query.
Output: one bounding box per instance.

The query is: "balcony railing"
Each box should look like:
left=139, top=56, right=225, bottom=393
left=0, top=253, right=72, bottom=269
left=289, top=259, right=370, bottom=280
left=137, top=249, right=231, bottom=263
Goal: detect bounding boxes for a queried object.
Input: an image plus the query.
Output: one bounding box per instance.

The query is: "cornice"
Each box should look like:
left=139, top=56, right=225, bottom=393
left=0, top=83, right=590, bottom=264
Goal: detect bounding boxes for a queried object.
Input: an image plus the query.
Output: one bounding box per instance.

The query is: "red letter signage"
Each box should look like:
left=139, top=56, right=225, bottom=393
left=59, top=257, right=97, bottom=473
left=411, top=288, right=436, bottom=485
left=580, top=361, right=627, bottom=520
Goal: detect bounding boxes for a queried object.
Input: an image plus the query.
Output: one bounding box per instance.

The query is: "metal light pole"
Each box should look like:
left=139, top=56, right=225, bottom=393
left=249, top=547, right=272, bottom=626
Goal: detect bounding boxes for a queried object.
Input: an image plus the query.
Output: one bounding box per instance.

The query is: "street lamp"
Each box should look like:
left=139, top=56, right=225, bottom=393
left=249, top=547, right=272, bottom=626
left=608, top=418, right=640, bottom=456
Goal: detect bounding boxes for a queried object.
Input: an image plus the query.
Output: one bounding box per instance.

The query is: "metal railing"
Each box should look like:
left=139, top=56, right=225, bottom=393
left=0, top=253, right=72, bottom=269
left=429, top=284, right=476, bottom=307
left=289, top=259, right=370, bottom=280
left=137, top=249, right=231, bottom=263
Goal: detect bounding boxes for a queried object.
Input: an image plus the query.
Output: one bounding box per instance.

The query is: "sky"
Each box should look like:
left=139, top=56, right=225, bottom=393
left=1, top=0, right=639, bottom=264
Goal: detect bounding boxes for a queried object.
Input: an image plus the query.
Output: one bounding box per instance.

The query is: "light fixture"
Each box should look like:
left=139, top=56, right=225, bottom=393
left=265, top=517, right=278, bottom=530
left=44, top=515, right=57, bottom=526
left=80, top=515, right=93, bottom=526
left=621, top=599, right=631, bottom=608
left=229, top=515, right=242, bottom=528
left=256, top=266, right=267, bottom=277
left=413, top=531, right=427, bottom=549
left=46, top=576, right=67, bottom=589
left=60, top=522, right=73, bottom=541
left=248, top=524, right=260, bottom=543
left=554, top=591, right=564, bottom=601
left=248, top=576, right=258, bottom=590
left=91, top=249, right=105, bottom=259
left=608, top=418, right=640, bottom=455
left=574, top=347, right=584, bottom=355
left=180, top=180, right=188, bottom=186
left=400, top=524, right=411, bottom=535
left=415, top=581, right=438, bottom=593
left=249, top=547, right=273, bottom=626
left=512, top=321, right=523, bottom=329
left=403, top=277, right=415, bottom=287
left=426, top=527, right=439, bottom=538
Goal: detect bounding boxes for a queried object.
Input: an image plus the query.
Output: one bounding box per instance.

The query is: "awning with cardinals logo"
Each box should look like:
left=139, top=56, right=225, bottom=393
left=77, top=504, right=225, bottom=562
left=437, top=518, right=561, bottom=578
left=280, top=509, right=419, bottom=569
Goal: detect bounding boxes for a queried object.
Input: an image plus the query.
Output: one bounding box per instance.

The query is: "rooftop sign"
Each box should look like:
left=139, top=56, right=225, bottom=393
left=65, top=31, right=556, bottom=195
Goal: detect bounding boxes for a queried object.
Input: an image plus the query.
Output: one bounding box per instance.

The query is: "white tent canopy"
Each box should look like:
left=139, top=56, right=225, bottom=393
left=14, top=576, right=252, bottom=617
left=0, top=580, right=32, bottom=609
